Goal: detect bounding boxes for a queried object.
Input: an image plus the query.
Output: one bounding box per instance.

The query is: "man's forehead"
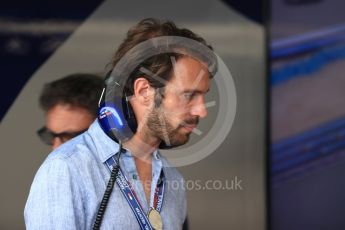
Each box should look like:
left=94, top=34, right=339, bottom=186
left=174, top=55, right=210, bottom=70
left=169, top=56, right=210, bottom=81
left=166, top=72, right=210, bottom=94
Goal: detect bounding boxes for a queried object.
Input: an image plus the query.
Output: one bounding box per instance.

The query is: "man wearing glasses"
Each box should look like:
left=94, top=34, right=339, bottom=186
left=37, top=73, right=103, bottom=149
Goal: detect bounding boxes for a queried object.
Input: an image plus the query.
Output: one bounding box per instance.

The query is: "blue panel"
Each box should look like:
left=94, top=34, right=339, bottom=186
left=0, top=0, right=103, bottom=121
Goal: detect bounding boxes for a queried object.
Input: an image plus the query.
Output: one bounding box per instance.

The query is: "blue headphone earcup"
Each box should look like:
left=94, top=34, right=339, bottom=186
left=97, top=85, right=135, bottom=142
left=97, top=69, right=137, bottom=142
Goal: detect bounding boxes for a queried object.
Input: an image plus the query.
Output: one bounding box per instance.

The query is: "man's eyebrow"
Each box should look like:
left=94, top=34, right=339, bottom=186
left=182, top=88, right=210, bottom=94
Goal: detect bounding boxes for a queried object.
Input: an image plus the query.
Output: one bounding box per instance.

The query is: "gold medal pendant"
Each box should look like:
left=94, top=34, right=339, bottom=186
left=148, top=208, right=163, bottom=230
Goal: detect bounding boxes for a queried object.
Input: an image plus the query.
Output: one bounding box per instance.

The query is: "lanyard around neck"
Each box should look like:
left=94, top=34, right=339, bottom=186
left=105, top=155, right=165, bottom=230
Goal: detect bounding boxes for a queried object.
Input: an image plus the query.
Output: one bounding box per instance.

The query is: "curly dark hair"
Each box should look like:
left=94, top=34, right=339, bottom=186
left=109, top=18, right=217, bottom=97
left=39, top=73, right=104, bottom=117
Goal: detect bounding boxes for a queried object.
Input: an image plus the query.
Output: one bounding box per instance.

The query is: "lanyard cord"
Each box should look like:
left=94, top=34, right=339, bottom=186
left=93, top=141, right=122, bottom=230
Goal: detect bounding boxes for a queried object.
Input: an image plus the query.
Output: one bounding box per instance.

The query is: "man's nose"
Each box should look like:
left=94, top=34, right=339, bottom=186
left=190, top=96, right=208, bottom=118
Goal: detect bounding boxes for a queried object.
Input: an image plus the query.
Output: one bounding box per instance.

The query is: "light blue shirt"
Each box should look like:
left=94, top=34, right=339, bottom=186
left=24, top=120, right=187, bottom=230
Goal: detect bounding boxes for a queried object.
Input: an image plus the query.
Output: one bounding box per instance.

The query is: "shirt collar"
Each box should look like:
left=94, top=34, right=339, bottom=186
left=87, top=120, right=121, bottom=163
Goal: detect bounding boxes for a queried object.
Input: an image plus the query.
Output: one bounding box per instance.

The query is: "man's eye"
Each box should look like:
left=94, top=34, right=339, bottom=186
left=183, top=92, right=193, bottom=100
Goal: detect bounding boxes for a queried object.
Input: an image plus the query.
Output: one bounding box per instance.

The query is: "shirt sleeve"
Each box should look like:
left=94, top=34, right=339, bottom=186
left=24, top=158, right=85, bottom=230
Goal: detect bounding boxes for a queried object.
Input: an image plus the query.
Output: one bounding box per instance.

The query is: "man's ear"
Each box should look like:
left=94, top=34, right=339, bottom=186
left=133, top=77, right=154, bottom=105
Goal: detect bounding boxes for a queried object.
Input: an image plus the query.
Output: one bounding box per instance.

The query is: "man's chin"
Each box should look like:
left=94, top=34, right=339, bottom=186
left=165, top=133, right=190, bottom=147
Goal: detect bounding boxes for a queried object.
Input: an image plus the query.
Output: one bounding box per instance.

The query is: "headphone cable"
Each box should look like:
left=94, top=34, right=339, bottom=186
left=93, top=141, right=122, bottom=230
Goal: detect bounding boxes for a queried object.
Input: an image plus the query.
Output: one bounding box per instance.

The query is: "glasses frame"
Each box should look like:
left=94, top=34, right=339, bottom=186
left=37, top=126, right=87, bottom=146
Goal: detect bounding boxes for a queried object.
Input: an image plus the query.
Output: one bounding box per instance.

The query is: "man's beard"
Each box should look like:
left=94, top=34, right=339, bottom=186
left=146, top=107, right=199, bottom=147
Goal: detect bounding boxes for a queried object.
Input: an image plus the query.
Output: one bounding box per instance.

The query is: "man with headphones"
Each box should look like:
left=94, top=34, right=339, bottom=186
left=25, top=18, right=217, bottom=230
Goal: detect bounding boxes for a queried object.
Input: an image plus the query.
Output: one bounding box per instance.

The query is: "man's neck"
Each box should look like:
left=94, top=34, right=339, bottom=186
left=122, top=132, right=159, bottom=161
